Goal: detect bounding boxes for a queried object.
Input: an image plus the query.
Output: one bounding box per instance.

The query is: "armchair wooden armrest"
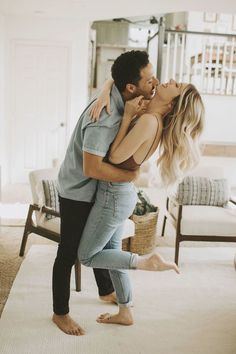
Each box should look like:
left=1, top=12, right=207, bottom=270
left=31, top=204, right=60, bottom=217
left=165, top=197, right=183, bottom=227
left=41, top=206, right=60, bottom=217
left=161, top=196, right=183, bottom=245
left=162, top=196, right=183, bottom=265
left=230, top=197, right=236, bottom=205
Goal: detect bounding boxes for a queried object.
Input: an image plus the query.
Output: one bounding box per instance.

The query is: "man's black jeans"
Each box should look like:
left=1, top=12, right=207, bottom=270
left=52, top=196, right=114, bottom=315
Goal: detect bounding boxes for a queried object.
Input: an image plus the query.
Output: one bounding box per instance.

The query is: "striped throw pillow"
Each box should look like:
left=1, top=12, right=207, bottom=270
left=42, top=179, right=60, bottom=219
left=176, top=176, right=229, bottom=206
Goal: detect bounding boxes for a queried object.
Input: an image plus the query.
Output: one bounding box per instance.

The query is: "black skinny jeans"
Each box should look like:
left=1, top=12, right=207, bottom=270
left=52, top=196, right=114, bottom=315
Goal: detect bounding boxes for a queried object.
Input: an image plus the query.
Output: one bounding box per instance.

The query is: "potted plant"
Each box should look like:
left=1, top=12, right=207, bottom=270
left=133, top=190, right=158, bottom=215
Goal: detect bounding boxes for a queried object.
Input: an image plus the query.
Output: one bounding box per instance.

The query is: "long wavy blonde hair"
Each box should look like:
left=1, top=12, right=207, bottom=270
left=157, top=84, right=205, bottom=186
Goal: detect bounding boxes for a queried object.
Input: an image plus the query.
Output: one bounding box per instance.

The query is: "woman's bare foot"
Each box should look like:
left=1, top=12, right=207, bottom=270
left=52, top=314, right=85, bottom=336
left=137, top=253, right=180, bottom=274
left=99, top=291, right=117, bottom=304
left=96, top=307, right=133, bottom=326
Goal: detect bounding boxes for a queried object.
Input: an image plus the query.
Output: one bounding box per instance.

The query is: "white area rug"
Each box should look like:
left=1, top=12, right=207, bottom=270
left=0, top=245, right=236, bottom=354
left=0, top=203, right=28, bottom=226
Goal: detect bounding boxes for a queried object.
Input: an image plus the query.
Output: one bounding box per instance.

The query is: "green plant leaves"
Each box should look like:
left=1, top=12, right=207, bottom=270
left=133, top=189, right=157, bottom=216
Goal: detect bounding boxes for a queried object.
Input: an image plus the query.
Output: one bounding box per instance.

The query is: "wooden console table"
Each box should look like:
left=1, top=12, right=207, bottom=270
left=201, top=143, right=236, bottom=157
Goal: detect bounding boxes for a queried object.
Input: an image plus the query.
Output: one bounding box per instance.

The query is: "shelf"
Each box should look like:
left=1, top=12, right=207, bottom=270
left=201, top=143, right=236, bottom=157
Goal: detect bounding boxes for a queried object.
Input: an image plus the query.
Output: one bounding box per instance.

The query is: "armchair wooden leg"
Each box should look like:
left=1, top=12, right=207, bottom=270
left=19, top=205, right=34, bottom=257
left=19, top=228, right=30, bottom=257
left=74, top=259, right=81, bottom=292
left=161, top=215, right=167, bottom=237
left=175, top=235, right=180, bottom=265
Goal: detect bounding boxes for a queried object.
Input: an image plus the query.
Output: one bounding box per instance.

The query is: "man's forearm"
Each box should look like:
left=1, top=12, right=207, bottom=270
left=85, top=161, right=137, bottom=182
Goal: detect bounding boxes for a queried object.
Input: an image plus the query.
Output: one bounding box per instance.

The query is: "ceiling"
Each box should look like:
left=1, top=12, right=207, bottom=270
left=0, top=0, right=235, bottom=21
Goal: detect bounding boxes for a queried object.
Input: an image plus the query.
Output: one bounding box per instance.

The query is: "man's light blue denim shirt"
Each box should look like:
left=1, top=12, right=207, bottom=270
left=57, top=85, right=124, bottom=202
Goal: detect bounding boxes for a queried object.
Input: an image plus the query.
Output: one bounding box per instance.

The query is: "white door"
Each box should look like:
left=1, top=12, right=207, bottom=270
left=10, top=40, right=70, bottom=183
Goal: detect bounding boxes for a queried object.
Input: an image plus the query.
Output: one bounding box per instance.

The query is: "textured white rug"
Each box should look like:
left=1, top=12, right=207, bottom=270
left=0, top=245, right=236, bottom=354
left=0, top=203, right=28, bottom=226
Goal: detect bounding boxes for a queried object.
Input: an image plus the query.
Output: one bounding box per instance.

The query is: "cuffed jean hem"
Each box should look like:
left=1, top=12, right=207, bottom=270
left=130, top=253, right=139, bottom=269
left=53, top=307, right=69, bottom=316
left=118, top=300, right=133, bottom=308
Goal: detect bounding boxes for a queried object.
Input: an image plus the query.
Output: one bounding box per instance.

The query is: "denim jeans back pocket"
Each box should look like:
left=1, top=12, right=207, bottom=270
left=103, top=189, right=116, bottom=217
left=113, top=189, right=137, bottom=222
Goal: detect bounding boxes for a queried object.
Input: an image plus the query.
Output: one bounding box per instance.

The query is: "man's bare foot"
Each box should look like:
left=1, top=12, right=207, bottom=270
left=52, top=314, right=85, bottom=336
left=137, top=253, right=180, bottom=274
left=96, top=308, right=133, bottom=326
left=99, top=291, right=117, bottom=304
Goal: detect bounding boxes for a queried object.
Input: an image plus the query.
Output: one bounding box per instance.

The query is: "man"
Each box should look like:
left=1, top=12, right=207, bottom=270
left=53, top=50, right=159, bottom=335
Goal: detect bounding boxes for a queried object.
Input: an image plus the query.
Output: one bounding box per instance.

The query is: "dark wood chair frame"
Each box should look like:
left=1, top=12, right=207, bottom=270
left=19, top=204, right=81, bottom=292
left=161, top=197, right=236, bottom=265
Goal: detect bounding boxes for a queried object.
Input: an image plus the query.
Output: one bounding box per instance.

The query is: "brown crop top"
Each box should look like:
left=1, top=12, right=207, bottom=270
left=105, top=117, right=157, bottom=171
left=114, top=155, right=141, bottom=171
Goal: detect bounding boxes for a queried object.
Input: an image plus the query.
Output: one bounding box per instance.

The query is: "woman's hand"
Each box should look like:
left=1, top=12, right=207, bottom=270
left=89, top=79, right=113, bottom=122
left=123, top=96, right=146, bottom=122
left=136, top=99, right=150, bottom=117
left=90, top=94, right=111, bottom=122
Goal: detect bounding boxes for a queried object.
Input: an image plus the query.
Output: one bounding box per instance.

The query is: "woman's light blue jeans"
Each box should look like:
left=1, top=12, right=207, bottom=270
left=78, top=181, right=138, bottom=307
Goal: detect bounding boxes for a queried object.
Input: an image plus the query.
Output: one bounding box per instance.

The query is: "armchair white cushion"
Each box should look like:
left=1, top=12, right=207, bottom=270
left=169, top=201, right=236, bottom=236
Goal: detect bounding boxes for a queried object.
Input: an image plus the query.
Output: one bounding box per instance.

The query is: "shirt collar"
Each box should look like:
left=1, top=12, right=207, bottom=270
left=111, top=84, right=124, bottom=115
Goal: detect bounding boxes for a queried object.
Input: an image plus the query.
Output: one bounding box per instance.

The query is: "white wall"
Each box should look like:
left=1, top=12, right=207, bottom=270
left=0, top=15, right=5, bottom=188
left=200, top=156, right=236, bottom=190
left=4, top=15, right=90, bottom=131
left=188, top=11, right=236, bottom=34
left=165, top=12, right=188, bottom=30
left=201, top=94, right=236, bottom=143
left=2, top=15, right=90, bottom=184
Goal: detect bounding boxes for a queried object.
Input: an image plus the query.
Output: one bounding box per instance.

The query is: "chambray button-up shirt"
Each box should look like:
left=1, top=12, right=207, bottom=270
left=57, top=85, right=124, bottom=202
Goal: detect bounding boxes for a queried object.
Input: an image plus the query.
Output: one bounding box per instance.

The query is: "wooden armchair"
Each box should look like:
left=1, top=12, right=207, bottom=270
left=162, top=197, right=236, bottom=265
left=19, top=168, right=135, bottom=291
left=161, top=166, right=236, bottom=265
left=19, top=168, right=82, bottom=291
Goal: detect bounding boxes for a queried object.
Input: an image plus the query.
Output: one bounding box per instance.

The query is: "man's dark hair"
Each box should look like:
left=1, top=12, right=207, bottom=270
left=111, top=50, right=149, bottom=92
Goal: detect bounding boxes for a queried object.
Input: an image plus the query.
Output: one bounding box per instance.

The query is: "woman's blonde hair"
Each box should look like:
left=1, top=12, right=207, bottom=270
left=157, top=84, right=205, bottom=186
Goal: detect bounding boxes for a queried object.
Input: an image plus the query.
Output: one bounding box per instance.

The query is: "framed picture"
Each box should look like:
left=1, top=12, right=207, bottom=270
left=232, top=14, right=236, bottom=31
left=204, top=13, right=218, bottom=23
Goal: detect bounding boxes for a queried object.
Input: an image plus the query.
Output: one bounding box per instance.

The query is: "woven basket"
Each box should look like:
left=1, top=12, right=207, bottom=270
left=122, top=210, right=158, bottom=255
left=121, top=237, right=130, bottom=251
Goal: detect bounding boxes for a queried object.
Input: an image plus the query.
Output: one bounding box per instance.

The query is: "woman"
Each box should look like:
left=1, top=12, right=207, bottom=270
left=78, top=79, right=204, bottom=326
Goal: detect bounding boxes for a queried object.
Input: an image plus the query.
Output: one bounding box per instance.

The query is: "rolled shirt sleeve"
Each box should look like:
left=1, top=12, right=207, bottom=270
left=83, top=124, right=119, bottom=157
